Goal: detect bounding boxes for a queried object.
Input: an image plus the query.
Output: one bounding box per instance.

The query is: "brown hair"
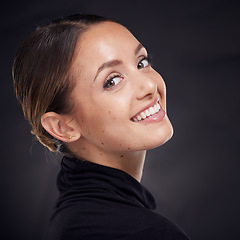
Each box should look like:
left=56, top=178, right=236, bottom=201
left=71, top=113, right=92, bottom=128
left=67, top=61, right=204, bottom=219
left=12, top=14, right=116, bottom=155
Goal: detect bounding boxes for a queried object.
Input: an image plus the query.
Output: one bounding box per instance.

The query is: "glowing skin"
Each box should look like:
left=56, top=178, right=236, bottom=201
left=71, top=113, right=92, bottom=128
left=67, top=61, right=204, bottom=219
left=67, top=22, right=173, bottom=181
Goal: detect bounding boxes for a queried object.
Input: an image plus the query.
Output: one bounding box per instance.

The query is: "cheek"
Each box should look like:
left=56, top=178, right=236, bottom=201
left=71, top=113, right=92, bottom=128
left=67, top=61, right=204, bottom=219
left=76, top=98, right=123, bottom=137
left=155, top=73, right=166, bottom=107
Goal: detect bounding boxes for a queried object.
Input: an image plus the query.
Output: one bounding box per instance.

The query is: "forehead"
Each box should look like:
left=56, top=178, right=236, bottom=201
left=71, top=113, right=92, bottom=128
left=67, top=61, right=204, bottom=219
left=72, top=22, right=140, bottom=65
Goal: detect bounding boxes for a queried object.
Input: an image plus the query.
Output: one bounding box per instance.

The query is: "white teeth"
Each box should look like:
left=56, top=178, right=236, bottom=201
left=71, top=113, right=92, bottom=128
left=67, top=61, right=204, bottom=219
left=154, top=104, right=159, bottom=112
left=137, top=115, right=142, bottom=121
left=149, top=107, right=155, bottom=115
left=133, top=101, right=161, bottom=122
left=140, top=112, right=146, bottom=119
left=145, top=109, right=150, bottom=117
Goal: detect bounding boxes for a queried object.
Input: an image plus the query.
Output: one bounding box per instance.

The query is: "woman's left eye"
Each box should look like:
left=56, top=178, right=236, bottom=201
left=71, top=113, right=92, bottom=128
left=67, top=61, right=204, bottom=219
left=103, top=74, right=123, bottom=89
left=137, top=57, right=150, bottom=70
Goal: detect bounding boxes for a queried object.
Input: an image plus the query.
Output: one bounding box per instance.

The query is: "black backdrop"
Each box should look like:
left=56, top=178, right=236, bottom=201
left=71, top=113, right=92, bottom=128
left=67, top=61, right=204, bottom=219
left=1, top=0, right=240, bottom=239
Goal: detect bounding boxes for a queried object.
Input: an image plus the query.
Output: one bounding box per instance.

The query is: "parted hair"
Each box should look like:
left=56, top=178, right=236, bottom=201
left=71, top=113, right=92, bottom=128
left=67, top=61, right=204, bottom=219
left=12, top=14, right=115, bottom=155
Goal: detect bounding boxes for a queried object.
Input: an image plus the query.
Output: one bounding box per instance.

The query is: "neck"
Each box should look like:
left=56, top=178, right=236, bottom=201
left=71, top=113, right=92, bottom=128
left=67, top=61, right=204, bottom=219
left=97, top=151, right=146, bottom=182
left=70, top=141, right=146, bottom=182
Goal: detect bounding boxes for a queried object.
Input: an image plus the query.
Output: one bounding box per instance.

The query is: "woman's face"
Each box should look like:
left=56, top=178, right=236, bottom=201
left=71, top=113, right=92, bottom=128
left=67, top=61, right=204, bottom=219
left=70, top=22, right=173, bottom=155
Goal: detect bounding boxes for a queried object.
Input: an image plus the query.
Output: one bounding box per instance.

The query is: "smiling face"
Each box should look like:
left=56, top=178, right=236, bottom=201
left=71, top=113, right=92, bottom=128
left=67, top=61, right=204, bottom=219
left=69, top=22, right=173, bottom=160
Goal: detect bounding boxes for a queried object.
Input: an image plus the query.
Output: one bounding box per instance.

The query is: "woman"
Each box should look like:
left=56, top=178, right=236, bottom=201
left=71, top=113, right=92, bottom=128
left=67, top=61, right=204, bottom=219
left=13, top=14, right=190, bottom=240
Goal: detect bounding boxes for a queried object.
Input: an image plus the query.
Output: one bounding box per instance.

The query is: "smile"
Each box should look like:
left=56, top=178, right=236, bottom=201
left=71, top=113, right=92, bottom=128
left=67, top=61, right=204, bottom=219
left=132, top=100, right=161, bottom=122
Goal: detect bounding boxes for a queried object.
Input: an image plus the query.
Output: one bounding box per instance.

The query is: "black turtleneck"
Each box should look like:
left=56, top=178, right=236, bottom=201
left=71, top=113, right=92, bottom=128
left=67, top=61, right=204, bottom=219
left=43, top=157, right=190, bottom=240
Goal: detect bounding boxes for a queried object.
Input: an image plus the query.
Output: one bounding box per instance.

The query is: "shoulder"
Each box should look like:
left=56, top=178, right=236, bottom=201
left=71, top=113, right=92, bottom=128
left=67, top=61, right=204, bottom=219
left=117, top=209, right=190, bottom=240
left=123, top=225, right=190, bottom=240
left=43, top=201, right=190, bottom=240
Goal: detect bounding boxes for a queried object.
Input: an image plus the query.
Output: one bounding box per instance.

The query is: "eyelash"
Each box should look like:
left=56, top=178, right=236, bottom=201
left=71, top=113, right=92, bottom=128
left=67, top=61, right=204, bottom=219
left=137, top=56, right=151, bottom=69
left=103, top=74, right=122, bottom=89
left=103, top=56, right=151, bottom=89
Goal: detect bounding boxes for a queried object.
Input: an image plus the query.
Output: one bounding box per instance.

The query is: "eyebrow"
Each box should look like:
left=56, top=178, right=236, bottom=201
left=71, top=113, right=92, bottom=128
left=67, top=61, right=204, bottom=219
left=135, top=43, right=144, bottom=56
left=94, top=43, right=144, bottom=81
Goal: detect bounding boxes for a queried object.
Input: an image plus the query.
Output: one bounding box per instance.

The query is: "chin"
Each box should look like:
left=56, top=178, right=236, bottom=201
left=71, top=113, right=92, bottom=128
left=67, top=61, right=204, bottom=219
left=148, top=122, right=174, bottom=150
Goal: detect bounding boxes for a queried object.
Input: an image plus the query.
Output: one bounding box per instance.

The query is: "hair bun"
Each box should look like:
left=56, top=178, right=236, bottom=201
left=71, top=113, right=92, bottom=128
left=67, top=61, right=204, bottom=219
left=31, top=129, right=56, bottom=152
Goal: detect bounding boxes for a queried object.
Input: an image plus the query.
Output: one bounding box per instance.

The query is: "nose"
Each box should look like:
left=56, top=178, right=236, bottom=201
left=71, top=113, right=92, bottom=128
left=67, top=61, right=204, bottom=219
left=134, top=73, right=157, bottom=100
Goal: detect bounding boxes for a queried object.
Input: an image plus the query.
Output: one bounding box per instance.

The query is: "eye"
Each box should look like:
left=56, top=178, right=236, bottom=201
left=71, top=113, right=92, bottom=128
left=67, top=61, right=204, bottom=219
left=137, top=57, right=150, bottom=70
left=103, top=74, right=123, bottom=89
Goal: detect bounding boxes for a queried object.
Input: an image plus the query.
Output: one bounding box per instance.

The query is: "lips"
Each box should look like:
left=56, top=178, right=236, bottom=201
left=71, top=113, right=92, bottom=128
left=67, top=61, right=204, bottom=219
left=131, top=98, right=162, bottom=122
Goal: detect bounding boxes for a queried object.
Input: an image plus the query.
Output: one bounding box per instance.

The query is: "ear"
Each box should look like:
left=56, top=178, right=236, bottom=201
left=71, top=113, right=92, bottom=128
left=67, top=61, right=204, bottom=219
left=41, top=112, right=81, bottom=143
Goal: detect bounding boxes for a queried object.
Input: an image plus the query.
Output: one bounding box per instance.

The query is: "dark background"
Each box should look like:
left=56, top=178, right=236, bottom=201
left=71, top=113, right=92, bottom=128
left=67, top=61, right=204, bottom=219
left=1, top=0, right=240, bottom=239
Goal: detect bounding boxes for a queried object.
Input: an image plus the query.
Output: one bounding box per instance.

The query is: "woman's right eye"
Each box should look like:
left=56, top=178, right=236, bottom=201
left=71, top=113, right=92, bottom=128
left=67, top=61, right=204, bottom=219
left=103, top=74, right=123, bottom=89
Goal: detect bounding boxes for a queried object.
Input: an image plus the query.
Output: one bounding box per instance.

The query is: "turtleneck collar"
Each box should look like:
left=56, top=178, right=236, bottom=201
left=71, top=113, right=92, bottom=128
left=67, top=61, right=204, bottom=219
left=57, top=157, right=156, bottom=210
